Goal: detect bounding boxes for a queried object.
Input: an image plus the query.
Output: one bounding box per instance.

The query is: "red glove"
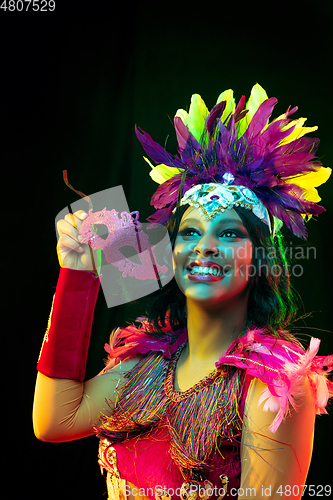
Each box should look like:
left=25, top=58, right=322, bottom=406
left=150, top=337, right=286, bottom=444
left=37, top=267, right=101, bottom=381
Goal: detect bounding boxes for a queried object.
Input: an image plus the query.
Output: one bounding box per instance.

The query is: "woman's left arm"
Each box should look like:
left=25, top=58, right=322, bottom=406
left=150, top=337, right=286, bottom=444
left=239, top=377, right=316, bottom=500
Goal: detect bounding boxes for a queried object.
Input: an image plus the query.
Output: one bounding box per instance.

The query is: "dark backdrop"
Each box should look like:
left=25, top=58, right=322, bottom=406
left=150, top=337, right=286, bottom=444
left=2, top=2, right=332, bottom=499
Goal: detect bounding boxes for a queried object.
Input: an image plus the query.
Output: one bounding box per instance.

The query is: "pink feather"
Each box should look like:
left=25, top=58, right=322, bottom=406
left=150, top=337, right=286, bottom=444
left=245, top=97, right=278, bottom=142
left=174, top=116, right=189, bottom=153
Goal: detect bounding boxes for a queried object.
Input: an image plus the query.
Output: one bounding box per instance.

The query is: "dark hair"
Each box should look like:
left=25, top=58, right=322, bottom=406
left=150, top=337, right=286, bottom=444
left=145, top=205, right=301, bottom=341
left=234, top=207, right=301, bottom=336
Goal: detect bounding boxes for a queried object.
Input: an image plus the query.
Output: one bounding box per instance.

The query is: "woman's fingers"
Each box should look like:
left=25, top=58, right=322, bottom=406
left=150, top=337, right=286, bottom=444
left=58, top=233, right=84, bottom=253
left=63, top=210, right=87, bottom=231
left=56, top=210, right=96, bottom=270
left=58, top=211, right=87, bottom=242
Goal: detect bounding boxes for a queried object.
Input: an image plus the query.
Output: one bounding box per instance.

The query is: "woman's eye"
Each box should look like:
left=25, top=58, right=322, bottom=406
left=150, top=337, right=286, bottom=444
left=181, top=228, right=200, bottom=237
left=220, top=230, right=239, bottom=238
left=179, top=227, right=244, bottom=239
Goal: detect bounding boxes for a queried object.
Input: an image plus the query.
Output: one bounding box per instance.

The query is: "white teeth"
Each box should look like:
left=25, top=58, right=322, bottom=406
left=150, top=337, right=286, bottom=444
left=189, top=266, right=224, bottom=276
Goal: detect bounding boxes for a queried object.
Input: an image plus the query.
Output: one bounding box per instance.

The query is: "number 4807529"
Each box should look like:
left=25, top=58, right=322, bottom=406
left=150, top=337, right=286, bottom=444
left=0, top=0, right=56, bottom=11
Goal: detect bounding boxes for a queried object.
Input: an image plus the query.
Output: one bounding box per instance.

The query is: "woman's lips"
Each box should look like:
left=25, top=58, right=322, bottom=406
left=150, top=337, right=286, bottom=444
left=187, top=272, right=225, bottom=282
left=186, top=261, right=227, bottom=282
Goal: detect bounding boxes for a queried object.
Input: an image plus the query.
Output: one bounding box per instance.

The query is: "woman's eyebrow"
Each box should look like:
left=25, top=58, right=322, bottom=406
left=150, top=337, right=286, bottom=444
left=179, top=218, right=202, bottom=226
left=215, top=218, right=245, bottom=226
left=180, top=217, right=244, bottom=226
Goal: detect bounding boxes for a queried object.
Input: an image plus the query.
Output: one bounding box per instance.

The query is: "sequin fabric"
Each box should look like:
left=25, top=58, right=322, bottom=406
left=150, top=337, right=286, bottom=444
left=98, top=438, right=127, bottom=500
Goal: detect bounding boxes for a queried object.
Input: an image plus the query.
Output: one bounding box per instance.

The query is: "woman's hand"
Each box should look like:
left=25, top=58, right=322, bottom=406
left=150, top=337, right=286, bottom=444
left=56, top=210, right=101, bottom=273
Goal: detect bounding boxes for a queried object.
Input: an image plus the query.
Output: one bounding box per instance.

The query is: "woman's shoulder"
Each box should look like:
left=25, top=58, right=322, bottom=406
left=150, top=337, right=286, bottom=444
left=216, top=326, right=333, bottom=432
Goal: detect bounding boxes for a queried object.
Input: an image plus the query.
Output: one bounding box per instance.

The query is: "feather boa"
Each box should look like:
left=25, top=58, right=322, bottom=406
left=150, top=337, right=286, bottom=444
left=104, top=319, right=333, bottom=433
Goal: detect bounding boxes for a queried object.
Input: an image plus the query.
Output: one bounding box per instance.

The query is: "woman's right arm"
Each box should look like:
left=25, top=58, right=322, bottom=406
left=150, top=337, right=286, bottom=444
left=33, top=209, right=139, bottom=442
left=33, top=358, right=141, bottom=442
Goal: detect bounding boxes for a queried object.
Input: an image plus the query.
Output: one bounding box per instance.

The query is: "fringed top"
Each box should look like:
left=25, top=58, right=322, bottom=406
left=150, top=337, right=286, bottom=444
left=95, top=345, right=247, bottom=483
left=94, top=319, right=333, bottom=496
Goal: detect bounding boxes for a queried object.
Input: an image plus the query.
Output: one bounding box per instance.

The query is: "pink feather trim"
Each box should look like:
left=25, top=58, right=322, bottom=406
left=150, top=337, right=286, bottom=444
left=216, top=328, right=333, bottom=432
left=104, top=317, right=187, bottom=370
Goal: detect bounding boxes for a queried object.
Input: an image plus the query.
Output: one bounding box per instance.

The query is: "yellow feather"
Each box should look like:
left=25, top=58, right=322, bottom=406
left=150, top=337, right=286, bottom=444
left=278, top=117, right=318, bottom=146
left=283, top=167, right=332, bottom=202
left=143, top=157, right=183, bottom=184
left=216, top=89, right=235, bottom=124
left=246, top=83, right=269, bottom=117
left=175, top=94, right=209, bottom=144
left=281, top=117, right=307, bottom=131
left=237, top=83, right=269, bottom=138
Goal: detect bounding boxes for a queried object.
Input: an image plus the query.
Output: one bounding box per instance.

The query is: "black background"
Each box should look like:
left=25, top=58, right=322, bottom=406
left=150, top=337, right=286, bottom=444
left=2, top=1, right=332, bottom=498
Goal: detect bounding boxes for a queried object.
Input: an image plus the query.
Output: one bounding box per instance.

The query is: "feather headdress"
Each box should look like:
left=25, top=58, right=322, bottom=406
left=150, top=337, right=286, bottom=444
left=135, top=84, right=331, bottom=239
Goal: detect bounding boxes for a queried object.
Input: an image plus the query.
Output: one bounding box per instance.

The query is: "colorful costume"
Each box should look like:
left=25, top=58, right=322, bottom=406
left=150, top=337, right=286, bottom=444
left=94, top=319, right=332, bottom=500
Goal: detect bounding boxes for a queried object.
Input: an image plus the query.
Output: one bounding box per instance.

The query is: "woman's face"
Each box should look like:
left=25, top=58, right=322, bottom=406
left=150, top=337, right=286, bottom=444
left=173, top=207, right=253, bottom=309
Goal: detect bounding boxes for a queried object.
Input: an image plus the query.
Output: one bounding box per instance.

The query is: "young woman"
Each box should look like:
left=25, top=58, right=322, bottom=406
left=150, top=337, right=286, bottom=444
left=33, top=84, right=332, bottom=500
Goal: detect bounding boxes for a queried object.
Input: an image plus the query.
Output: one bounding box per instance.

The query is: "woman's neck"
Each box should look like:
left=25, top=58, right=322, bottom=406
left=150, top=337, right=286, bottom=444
left=185, top=295, right=248, bottom=365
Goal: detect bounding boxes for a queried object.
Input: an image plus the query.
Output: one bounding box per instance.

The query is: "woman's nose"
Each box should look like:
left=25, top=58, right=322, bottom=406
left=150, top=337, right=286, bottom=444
left=194, top=235, right=220, bottom=257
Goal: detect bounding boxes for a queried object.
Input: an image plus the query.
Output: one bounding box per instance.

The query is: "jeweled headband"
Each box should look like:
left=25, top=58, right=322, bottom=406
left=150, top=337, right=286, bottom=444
left=135, top=84, right=331, bottom=239
left=175, top=174, right=273, bottom=230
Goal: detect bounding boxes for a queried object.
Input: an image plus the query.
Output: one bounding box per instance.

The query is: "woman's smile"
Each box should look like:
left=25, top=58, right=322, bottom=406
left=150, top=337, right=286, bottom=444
left=186, top=259, right=227, bottom=281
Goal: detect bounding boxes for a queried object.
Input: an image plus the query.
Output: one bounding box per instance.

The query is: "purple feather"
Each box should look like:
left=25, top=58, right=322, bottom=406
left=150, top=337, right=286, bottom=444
left=252, top=120, right=296, bottom=156
left=135, top=125, right=184, bottom=169
left=284, top=105, right=298, bottom=118
left=147, top=205, right=175, bottom=224
left=266, top=201, right=308, bottom=239
left=257, top=182, right=325, bottom=239
left=276, top=136, right=320, bottom=156
left=259, top=191, right=308, bottom=238
left=150, top=174, right=182, bottom=209
left=273, top=153, right=320, bottom=172
left=260, top=183, right=321, bottom=213
left=180, top=133, right=202, bottom=165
